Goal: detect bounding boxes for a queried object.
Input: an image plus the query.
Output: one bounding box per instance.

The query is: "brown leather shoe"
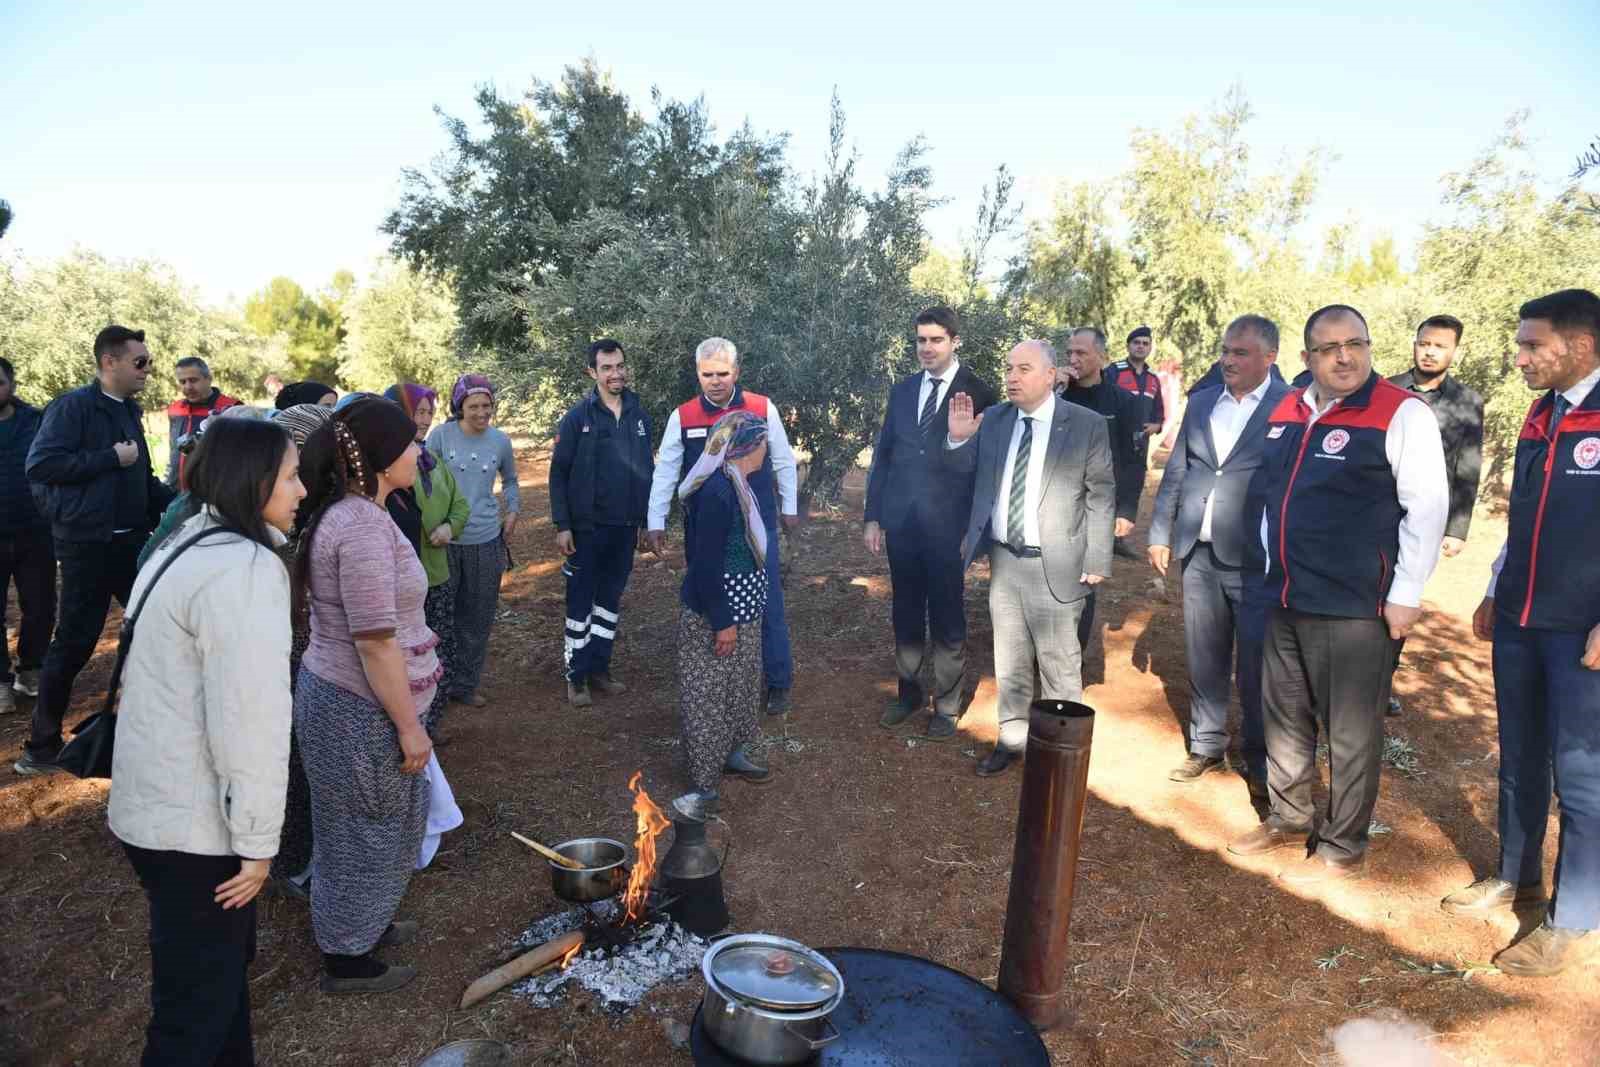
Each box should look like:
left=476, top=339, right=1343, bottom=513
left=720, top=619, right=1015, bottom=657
left=1277, top=852, right=1365, bottom=886
left=1227, top=824, right=1310, bottom=857
left=1493, top=922, right=1593, bottom=977
left=1169, top=754, right=1224, bottom=782
left=1440, top=877, right=1546, bottom=917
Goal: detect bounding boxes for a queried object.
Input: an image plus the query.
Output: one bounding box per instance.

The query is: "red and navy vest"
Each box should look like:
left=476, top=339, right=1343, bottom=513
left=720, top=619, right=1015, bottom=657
left=1111, top=360, right=1162, bottom=424
left=1258, top=373, right=1407, bottom=619
left=677, top=386, right=777, bottom=527
left=1494, top=389, right=1600, bottom=632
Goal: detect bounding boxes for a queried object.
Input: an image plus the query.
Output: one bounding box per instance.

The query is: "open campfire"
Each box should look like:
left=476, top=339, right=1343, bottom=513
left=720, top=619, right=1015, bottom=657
left=463, top=773, right=709, bottom=1012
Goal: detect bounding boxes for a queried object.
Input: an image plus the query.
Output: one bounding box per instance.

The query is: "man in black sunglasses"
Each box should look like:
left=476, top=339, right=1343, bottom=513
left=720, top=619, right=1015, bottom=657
left=18, top=325, right=173, bottom=775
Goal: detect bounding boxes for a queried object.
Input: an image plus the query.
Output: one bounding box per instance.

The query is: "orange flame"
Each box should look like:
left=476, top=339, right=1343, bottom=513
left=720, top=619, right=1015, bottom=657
left=558, top=941, right=582, bottom=969
left=622, top=770, right=671, bottom=925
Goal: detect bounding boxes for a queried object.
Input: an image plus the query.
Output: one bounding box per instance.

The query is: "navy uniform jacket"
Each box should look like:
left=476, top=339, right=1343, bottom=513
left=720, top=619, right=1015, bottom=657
left=863, top=364, right=996, bottom=537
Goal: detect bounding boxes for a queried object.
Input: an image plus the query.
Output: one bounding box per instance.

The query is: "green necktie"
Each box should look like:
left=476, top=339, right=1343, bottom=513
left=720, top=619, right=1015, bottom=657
left=1007, top=416, right=1033, bottom=548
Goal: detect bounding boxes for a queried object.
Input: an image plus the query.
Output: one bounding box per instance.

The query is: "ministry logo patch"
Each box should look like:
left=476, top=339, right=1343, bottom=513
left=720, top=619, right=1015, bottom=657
left=1574, top=436, right=1600, bottom=470
left=1321, top=428, right=1350, bottom=455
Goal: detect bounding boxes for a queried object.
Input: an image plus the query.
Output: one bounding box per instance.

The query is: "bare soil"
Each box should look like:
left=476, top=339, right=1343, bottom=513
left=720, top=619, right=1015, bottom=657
left=2, top=445, right=1596, bottom=1066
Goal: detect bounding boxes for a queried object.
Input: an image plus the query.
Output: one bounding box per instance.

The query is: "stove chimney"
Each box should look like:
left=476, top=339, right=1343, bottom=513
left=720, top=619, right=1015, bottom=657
left=998, top=698, right=1095, bottom=1030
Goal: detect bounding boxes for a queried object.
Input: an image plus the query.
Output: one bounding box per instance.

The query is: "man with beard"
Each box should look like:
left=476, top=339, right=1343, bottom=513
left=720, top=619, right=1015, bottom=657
left=864, top=307, right=995, bottom=737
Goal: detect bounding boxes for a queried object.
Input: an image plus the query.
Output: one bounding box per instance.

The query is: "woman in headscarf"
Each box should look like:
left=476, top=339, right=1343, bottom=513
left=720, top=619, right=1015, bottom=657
left=264, top=402, right=333, bottom=898
left=384, top=384, right=469, bottom=737
left=425, top=374, right=519, bottom=708
left=274, top=381, right=338, bottom=411
left=671, top=410, right=775, bottom=821
left=293, top=397, right=439, bottom=993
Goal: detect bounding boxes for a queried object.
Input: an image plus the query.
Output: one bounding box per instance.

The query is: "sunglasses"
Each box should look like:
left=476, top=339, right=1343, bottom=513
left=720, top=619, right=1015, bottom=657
left=126, top=355, right=152, bottom=370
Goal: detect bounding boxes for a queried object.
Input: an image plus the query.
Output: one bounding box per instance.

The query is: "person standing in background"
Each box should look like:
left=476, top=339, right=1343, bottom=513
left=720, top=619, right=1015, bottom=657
left=863, top=307, right=995, bottom=738
left=1109, top=325, right=1166, bottom=559
left=165, top=356, right=239, bottom=489
left=18, top=326, right=174, bottom=776
left=550, top=339, right=654, bottom=709
left=428, top=375, right=519, bottom=709
left=0, top=357, right=55, bottom=716
left=274, top=381, right=337, bottom=411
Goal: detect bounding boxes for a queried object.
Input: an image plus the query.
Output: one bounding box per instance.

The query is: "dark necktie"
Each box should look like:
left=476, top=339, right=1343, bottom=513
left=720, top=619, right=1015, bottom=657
left=1550, top=393, right=1571, bottom=437
left=919, top=375, right=941, bottom=430
left=1007, top=416, right=1033, bottom=547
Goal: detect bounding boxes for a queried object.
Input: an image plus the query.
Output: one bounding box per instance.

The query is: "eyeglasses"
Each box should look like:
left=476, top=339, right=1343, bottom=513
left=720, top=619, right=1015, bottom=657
left=128, top=356, right=152, bottom=370
left=1308, top=338, right=1371, bottom=359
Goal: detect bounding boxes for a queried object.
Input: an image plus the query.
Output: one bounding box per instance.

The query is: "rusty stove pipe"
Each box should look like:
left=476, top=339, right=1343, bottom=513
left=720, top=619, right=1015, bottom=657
left=998, top=698, right=1096, bottom=1030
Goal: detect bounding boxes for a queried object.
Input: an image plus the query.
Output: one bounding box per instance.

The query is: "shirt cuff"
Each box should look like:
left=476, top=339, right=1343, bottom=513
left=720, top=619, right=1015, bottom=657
left=1387, top=577, right=1424, bottom=609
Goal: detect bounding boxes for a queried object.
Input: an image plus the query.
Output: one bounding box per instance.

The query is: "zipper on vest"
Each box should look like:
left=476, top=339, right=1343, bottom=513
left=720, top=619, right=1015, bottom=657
left=1376, top=549, right=1389, bottom=616
left=1277, top=427, right=1317, bottom=608
left=1519, top=432, right=1557, bottom=628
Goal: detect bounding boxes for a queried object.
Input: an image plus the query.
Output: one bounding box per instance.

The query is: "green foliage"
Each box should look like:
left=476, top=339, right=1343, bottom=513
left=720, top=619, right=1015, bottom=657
left=242, top=275, right=347, bottom=383
left=0, top=199, right=12, bottom=241
left=0, top=249, right=288, bottom=408
left=336, top=260, right=464, bottom=394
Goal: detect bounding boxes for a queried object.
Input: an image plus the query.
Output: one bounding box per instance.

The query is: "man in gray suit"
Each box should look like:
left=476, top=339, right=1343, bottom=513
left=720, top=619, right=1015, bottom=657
left=1148, top=315, right=1289, bottom=798
left=945, top=340, right=1116, bottom=777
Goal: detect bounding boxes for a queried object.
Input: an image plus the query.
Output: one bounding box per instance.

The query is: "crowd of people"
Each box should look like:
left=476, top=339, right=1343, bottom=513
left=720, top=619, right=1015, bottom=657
left=0, top=285, right=1596, bottom=1061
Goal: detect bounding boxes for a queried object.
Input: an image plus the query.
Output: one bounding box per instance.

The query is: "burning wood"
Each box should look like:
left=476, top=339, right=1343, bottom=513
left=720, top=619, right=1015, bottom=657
left=460, top=929, right=584, bottom=1009
left=621, top=771, right=670, bottom=926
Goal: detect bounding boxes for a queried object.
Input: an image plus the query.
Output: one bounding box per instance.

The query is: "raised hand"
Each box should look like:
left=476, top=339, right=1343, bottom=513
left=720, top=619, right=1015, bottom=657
left=947, top=392, right=984, bottom=443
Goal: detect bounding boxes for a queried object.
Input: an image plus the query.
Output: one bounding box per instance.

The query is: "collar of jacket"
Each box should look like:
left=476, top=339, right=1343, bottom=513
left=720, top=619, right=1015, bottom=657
left=698, top=384, right=744, bottom=415
left=587, top=386, right=640, bottom=417
left=1299, top=370, right=1382, bottom=415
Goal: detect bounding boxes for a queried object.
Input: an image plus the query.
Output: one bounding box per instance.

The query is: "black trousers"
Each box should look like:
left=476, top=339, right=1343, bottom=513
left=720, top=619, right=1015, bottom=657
left=123, top=845, right=256, bottom=1067
left=28, top=534, right=141, bottom=756
left=1262, top=607, right=1398, bottom=861
left=0, top=527, right=56, bottom=683
left=886, top=522, right=966, bottom=718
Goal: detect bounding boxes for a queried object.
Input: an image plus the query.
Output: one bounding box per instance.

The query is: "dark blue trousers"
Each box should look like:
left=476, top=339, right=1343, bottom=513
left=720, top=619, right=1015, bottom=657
left=760, top=518, right=793, bottom=691
left=1180, top=545, right=1267, bottom=777
left=563, top=525, right=637, bottom=683
left=1492, top=622, right=1600, bottom=930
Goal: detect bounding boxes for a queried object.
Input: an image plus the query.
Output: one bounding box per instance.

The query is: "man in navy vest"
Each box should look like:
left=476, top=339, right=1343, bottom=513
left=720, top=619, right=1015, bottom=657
left=1227, top=305, right=1447, bottom=886
left=646, top=337, right=800, bottom=713
left=864, top=306, right=996, bottom=737
left=1109, top=325, right=1166, bottom=559
left=1440, top=289, right=1600, bottom=977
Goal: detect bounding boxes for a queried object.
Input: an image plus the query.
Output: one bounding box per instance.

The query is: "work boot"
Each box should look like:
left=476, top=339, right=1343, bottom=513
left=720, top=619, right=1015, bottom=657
left=671, top=791, right=720, bottom=822
left=976, top=746, right=1020, bottom=777
left=0, top=686, right=13, bottom=715
left=1440, top=877, right=1546, bottom=917
left=923, top=715, right=958, bottom=741
left=879, top=700, right=919, bottom=729
left=1227, top=823, right=1310, bottom=857
left=1169, top=754, right=1224, bottom=783
left=1493, top=922, right=1593, bottom=977
left=13, top=669, right=39, bottom=697
left=765, top=687, right=791, bottom=716
left=589, top=673, right=626, bottom=696
left=724, top=744, right=772, bottom=784
left=567, top=681, right=592, bottom=708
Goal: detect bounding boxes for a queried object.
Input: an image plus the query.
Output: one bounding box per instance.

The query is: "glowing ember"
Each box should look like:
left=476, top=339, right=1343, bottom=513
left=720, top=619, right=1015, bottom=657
left=621, top=771, right=670, bottom=925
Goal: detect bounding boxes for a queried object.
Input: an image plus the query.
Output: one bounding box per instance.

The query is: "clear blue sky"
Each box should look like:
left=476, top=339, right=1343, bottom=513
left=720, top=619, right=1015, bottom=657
left=5, top=0, right=1596, bottom=304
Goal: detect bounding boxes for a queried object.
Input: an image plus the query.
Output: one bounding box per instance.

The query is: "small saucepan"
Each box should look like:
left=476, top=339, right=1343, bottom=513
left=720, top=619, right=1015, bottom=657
left=549, top=837, right=628, bottom=902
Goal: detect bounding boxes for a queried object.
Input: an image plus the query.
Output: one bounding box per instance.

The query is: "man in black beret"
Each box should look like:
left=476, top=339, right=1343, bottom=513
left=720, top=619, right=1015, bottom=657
left=1108, top=326, right=1166, bottom=558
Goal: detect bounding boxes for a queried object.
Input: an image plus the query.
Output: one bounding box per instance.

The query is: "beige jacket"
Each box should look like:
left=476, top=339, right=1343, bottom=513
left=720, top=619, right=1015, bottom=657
left=108, top=510, right=292, bottom=859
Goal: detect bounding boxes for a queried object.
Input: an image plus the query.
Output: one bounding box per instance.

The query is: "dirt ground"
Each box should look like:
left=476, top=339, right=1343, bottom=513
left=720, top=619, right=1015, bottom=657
left=2, top=443, right=1597, bottom=1067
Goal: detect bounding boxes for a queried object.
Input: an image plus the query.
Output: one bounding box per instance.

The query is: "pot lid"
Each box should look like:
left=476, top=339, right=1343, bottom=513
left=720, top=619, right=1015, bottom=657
left=710, top=942, right=839, bottom=1010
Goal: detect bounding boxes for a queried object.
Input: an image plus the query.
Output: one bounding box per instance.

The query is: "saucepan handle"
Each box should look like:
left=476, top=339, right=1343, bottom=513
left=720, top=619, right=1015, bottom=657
left=784, top=1016, right=839, bottom=1050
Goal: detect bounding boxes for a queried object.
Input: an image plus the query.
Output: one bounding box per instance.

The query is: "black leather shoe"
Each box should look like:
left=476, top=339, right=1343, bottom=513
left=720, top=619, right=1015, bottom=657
left=1113, top=539, right=1140, bottom=560
left=976, top=747, right=1019, bottom=777
left=923, top=715, right=958, bottom=741
left=1168, top=754, right=1224, bottom=782
left=880, top=701, right=918, bottom=729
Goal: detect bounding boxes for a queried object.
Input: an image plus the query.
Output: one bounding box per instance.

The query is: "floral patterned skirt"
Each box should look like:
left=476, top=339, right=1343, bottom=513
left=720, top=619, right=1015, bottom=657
left=676, top=607, right=763, bottom=792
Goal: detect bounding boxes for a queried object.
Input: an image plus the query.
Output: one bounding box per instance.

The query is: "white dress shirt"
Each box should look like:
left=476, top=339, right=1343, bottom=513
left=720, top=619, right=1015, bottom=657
left=1198, top=375, right=1271, bottom=543
left=988, top=392, right=1056, bottom=548
left=917, top=360, right=959, bottom=423
left=647, top=392, right=799, bottom=531
left=1258, top=381, right=1448, bottom=608
left=1486, top=365, right=1600, bottom=596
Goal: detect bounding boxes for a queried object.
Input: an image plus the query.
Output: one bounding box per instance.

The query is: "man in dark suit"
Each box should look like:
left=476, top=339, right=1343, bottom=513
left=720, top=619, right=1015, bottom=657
left=865, top=307, right=997, bottom=737
left=1148, top=315, right=1290, bottom=798
left=945, top=340, right=1116, bottom=776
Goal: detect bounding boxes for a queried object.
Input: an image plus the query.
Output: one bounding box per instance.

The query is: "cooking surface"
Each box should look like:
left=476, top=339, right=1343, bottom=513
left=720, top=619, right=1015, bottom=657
left=691, top=947, right=1050, bottom=1066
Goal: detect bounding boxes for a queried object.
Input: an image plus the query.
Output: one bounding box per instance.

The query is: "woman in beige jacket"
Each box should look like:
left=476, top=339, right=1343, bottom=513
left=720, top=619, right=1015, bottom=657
left=108, top=418, right=305, bottom=1066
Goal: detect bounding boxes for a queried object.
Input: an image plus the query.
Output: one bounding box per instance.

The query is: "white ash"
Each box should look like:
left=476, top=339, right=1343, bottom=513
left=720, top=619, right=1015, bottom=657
left=514, top=898, right=618, bottom=948
left=511, top=914, right=706, bottom=1011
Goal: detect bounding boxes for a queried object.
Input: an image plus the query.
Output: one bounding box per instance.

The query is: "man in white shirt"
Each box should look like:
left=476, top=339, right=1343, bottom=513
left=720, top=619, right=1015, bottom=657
left=1227, top=305, right=1448, bottom=888
left=944, top=340, right=1116, bottom=776
left=1148, top=315, right=1290, bottom=795
left=645, top=338, right=800, bottom=712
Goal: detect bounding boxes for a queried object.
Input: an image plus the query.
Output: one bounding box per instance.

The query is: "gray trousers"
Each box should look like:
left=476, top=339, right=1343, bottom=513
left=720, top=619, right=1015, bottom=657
left=447, top=539, right=505, bottom=698
left=990, top=548, right=1086, bottom=751
left=1180, top=544, right=1268, bottom=776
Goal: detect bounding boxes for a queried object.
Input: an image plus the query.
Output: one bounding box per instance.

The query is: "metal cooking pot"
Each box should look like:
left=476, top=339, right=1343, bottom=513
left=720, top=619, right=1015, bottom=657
left=549, top=837, right=627, bottom=902
left=700, top=934, right=843, bottom=1065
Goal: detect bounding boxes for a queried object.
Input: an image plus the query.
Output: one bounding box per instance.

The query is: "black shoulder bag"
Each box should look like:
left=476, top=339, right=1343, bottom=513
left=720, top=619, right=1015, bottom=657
left=55, top=526, right=244, bottom=779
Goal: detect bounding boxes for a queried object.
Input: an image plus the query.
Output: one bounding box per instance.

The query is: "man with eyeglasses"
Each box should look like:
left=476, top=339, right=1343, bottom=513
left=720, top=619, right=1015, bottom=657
left=17, top=325, right=174, bottom=775
left=1227, top=304, right=1447, bottom=887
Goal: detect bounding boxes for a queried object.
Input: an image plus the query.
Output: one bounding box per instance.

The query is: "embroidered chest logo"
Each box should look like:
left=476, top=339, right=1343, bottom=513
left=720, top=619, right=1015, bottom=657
left=636, top=419, right=647, bottom=436
left=1321, top=428, right=1350, bottom=455
left=1573, top=436, right=1600, bottom=470
left=1267, top=426, right=1286, bottom=439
